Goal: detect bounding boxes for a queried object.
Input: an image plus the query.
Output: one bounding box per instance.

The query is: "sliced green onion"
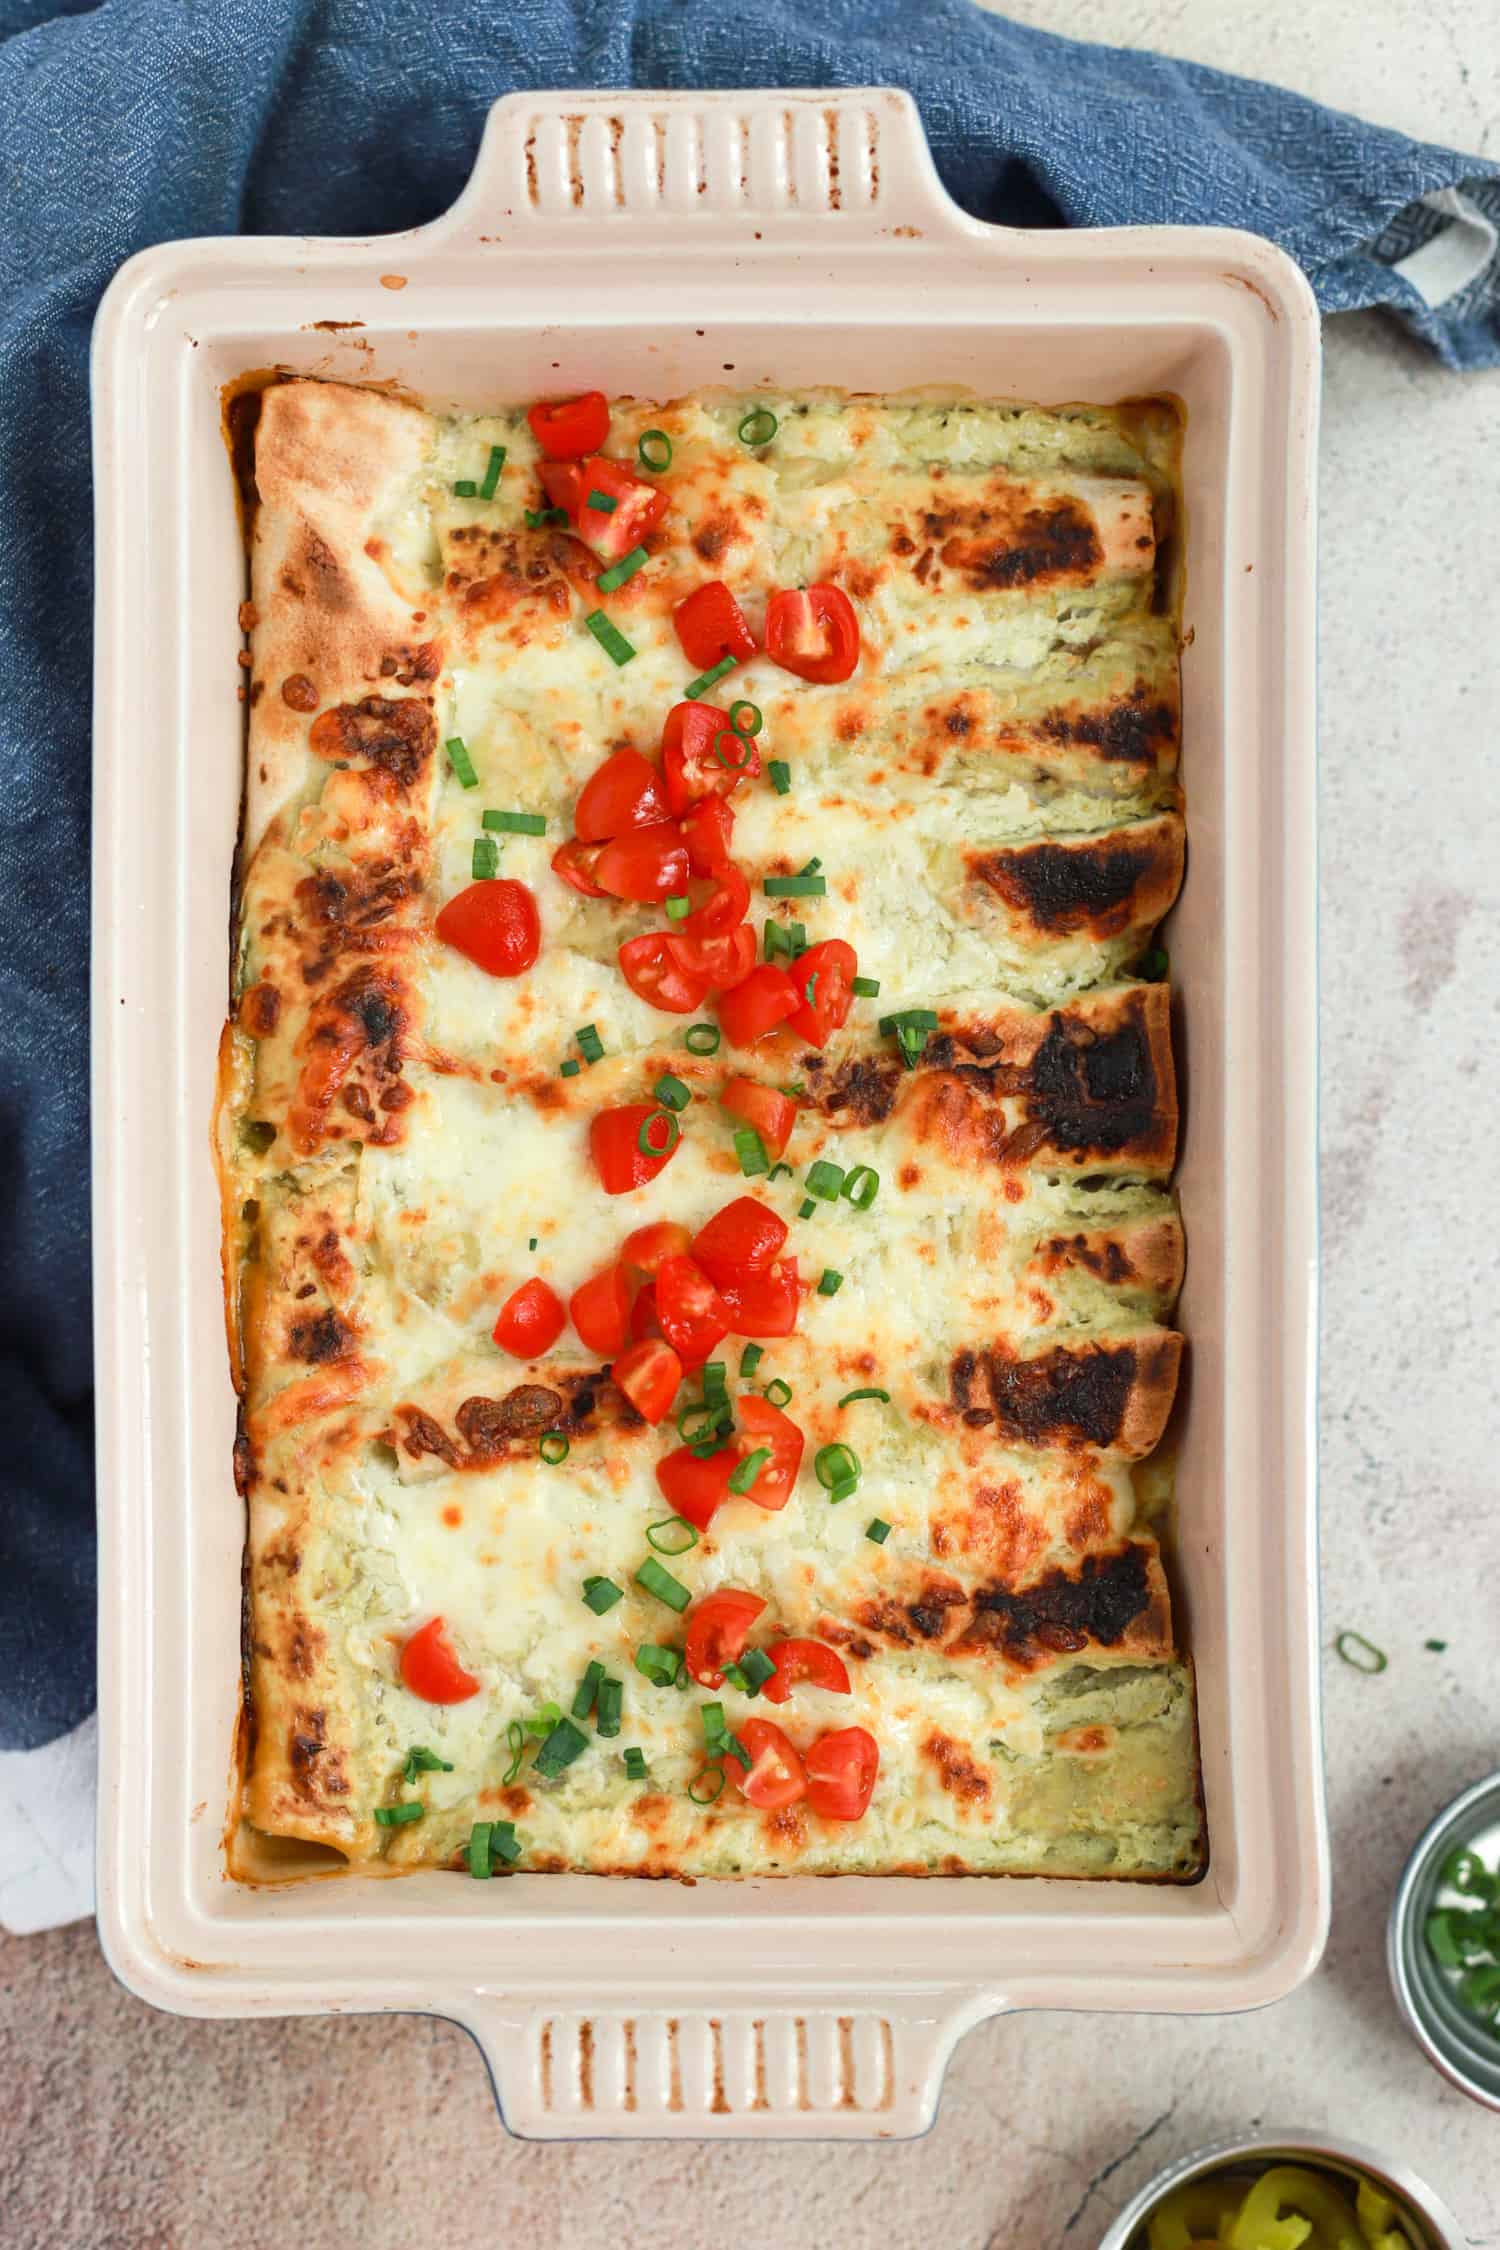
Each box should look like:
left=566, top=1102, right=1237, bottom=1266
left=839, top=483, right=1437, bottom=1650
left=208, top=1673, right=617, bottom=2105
left=635, top=1642, right=683, bottom=1688
left=1334, top=1629, right=1387, bottom=1674
left=799, top=1198, right=815, bottom=1219
left=732, top=1647, right=776, bottom=1694
left=638, top=429, right=673, bottom=472
left=842, top=1164, right=880, bottom=1210
left=806, top=1160, right=844, bottom=1201
left=623, top=1747, right=649, bottom=1781
left=728, top=1446, right=771, bottom=1495
left=597, top=545, right=650, bottom=593
left=646, top=1516, right=699, bottom=1556
left=683, top=654, right=738, bottom=701
left=764, top=918, right=807, bottom=962
left=587, top=489, right=618, bottom=513
left=453, top=478, right=477, bottom=497
left=525, top=505, right=569, bottom=529
left=664, top=894, right=691, bottom=923
left=729, top=700, right=763, bottom=738
left=575, top=1023, right=604, bottom=1064
left=502, top=1720, right=526, bottom=1785
left=636, top=1556, right=691, bottom=1611
left=584, top=609, right=637, bottom=665
left=491, top=1819, right=522, bottom=1865
left=739, top=1343, right=764, bottom=1377
left=529, top=1236, right=538, bottom=1250
left=403, top=1746, right=454, bottom=1783
left=851, top=975, right=881, bottom=998
left=763, top=1377, right=793, bottom=1409
left=1426, top=1912, right=1465, bottom=1967
left=595, top=1676, right=623, bottom=1737
left=817, top=1269, right=844, bottom=1297
left=688, top=1765, right=726, bottom=1805
left=533, top=1716, right=591, bottom=1778
left=734, top=1125, right=770, bottom=1177
left=539, top=1431, right=570, bottom=1465
left=479, top=444, right=506, bottom=499
left=472, top=836, right=499, bottom=880
left=1442, top=1849, right=1492, bottom=1896
left=816, top=1443, right=860, bottom=1494
left=839, top=1386, right=890, bottom=1407
left=768, top=760, right=792, bottom=795
left=572, top=1659, right=605, bottom=1721
left=738, top=407, right=778, bottom=446
left=1426, top=1638, right=1449, bottom=1652
left=798, top=857, right=823, bottom=876
left=583, top=1575, right=623, bottom=1615
left=560, top=1058, right=582, bottom=1079
left=445, top=736, right=479, bottom=788
left=712, top=728, right=753, bottom=771
left=373, top=1801, right=424, bottom=1827
left=701, top=1702, right=751, bottom=1769
left=637, top=1108, right=680, bottom=1158
left=701, top=1362, right=728, bottom=1403
left=654, top=1072, right=691, bottom=1111
left=685, top=1022, right=721, bottom=1055
left=677, top=1398, right=731, bottom=1447
left=467, top=1821, right=493, bottom=1877
left=484, top=808, right=547, bottom=835
left=768, top=1162, right=793, bottom=1181
left=524, top=1701, right=563, bottom=1739
left=764, top=874, right=826, bottom=898
left=865, top=1518, right=892, bottom=1545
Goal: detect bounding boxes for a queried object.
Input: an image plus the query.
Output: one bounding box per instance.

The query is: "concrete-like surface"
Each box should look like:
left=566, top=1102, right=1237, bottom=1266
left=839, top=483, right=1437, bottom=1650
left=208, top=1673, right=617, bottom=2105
left=5, top=3, right=1500, bottom=2242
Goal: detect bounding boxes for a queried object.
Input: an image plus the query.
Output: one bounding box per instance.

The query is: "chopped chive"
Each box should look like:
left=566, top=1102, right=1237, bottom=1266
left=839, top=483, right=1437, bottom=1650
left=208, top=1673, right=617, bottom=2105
left=798, top=857, right=823, bottom=877
left=806, top=1160, right=844, bottom=1201
left=664, top=894, right=691, bottom=923
left=654, top=1072, right=691, bottom=1111
left=677, top=1398, right=731, bottom=1447
left=472, top=835, right=499, bottom=880
left=799, top=1198, right=816, bottom=1219
left=851, top=975, right=881, bottom=998
left=584, top=609, right=637, bottom=665
left=502, top=1720, right=526, bottom=1784
left=646, top=1516, right=699, bottom=1556
left=582, top=1575, right=624, bottom=1614
left=685, top=1022, right=721, bottom=1055
left=1334, top=1629, right=1387, bottom=1674
left=638, top=429, right=673, bottom=472
left=733, top=1648, right=777, bottom=1694
left=734, top=1125, right=770, bottom=1177
left=533, top=1716, right=591, bottom=1777
left=729, top=700, right=763, bottom=739
left=878, top=1008, right=940, bottom=1034
left=1426, top=1638, right=1449, bottom=1652
left=539, top=1431, right=570, bottom=1464
left=587, top=489, right=618, bottom=513
left=636, top=1556, right=691, bottom=1611
left=768, top=760, right=792, bottom=795
left=560, top=1058, right=582, bottom=1078
left=403, top=1746, right=454, bottom=1783
left=762, top=1378, right=793, bottom=1409
left=575, top=1022, right=605, bottom=1064
left=623, top=1746, right=649, bottom=1780
left=445, top=736, right=479, bottom=788
left=737, top=406, right=778, bottom=446
left=701, top=1362, right=728, bottom=1403
left=764, top=918, right=807, bottom=962
left=839, top=1386, right=890, bottom=1407
left=688, top=1765, right=726, bottom=1804
left=683, top=654, right=739, bottom=700
left=597, top=545, right=650, bottom=593
left=572, top=1658, right=605, bottom=1721
left=453, top=478, right=478, bottom=497
left=524, top=1701, right=563, bottom=1739
left=525, top=505, right=569, bottom=529
left=764, top=874, right=826, bottom=898
left=484, top=808, right=547, bottom=835
left=739, top=1343, right=764, bottom=1377
left=728, top=1445, right=771, bottom=1495
left=815, top=1442, right=859, bottom=1494
left=467, top=1821, right=493, bottom=1876
left=635, top=1643, right=683, bottom=1688
left=491, top=1819, right=522, bottom=1865
left=866, top=1517, right=892, bottom=1544
left=595, top=1676, right=623, bottom=1737
left=529, top=1236, right=538, bottom=1250
left=817, top=1268, right=843, bottom=1297
left=479, top=444, right=506, bottom=500
left=701, top=1702, right=751, bottom=1769
left=637, top=1108, right=680, bottom=1158
left=373, top=1801, right=424, bottom=1827
left=842, top=1164, right=880, bottom=1210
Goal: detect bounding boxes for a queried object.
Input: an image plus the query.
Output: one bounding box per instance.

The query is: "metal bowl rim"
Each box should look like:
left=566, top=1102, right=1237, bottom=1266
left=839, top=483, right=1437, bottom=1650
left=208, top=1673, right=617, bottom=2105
left=1387, top=1765, right=1500, bottom=2114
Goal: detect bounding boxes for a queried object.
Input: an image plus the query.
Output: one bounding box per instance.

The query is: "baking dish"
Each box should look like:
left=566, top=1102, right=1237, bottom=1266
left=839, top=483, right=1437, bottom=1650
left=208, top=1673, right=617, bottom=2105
left=90, top=86, right=1325, bottom=2139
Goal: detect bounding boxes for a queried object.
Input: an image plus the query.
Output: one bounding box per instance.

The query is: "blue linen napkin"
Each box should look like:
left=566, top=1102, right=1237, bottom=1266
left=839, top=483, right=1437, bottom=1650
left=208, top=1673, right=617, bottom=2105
left=1, top=0, right=1496, bottom=1759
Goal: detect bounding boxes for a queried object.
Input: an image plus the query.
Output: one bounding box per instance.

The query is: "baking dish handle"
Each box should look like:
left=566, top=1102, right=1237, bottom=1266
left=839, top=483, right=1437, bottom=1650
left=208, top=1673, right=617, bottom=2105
left=459, top=1989, right=995, bottom=2139
left=435, top=87, right=969, bottom=241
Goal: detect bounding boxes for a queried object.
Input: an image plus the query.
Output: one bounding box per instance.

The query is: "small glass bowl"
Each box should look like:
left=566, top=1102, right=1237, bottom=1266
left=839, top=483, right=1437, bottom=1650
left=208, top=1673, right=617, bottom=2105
left=1388, top=1766, right=1500, bottom=2111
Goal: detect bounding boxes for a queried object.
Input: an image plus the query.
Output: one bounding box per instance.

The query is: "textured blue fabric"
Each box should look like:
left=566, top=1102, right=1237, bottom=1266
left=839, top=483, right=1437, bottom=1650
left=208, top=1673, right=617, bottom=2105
left=1, top=0, right=1496, bottom=1751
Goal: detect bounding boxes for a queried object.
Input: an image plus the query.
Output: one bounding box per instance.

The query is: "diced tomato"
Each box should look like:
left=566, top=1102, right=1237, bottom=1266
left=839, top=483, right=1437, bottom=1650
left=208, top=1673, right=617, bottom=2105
left=732, top=1718, right=807, bottom=1811
left=673, top=580, right=757, bottom=670
left=732, top=1392, right=804, bottom=1510
left=574, top=747, right=670, bottom=842
left=783, top=937, right=858, bottom=1047
left=716, top=1258, right=800, bottom=1339
left=765, top=584, right=860, bottom=684
left=539, top=456, right=670, bottom=563
left=526, top=390, right=610, bottom=459
left=691, top=1196, right=788, bottom=1286
left=679, top=795, right=736, bottom=877
left=672, top=922, right=756, bottom=992
left=492, top=1275, right=566, bottom=1357
left=760, top=1639, right=851, bottom=1706
left=569, top=1261, right=632, bottom=1356
left=678, top=865, right=749, bottom=936
left=612, top=1337, right=682, bottom=1424
left=399, top=1617, right=481, bottom=1705
left=594, top=821, right=691, bottom=903
left=617, top=931, right=712, bottom=1014
left=804, top=1726, right=879, bottom=1821
left=654, top=1254, right=730, bottom=1368
left=655, top=1441, right=735, bottom=1532
left=628, top=1280, right=662, bottom=1341
left=551, top=838, right=610, bottom=897
left=621, top=1221, right=693, bottom=1276
left=719, top=1076, right=800, bottom=1161
left=590, top=1102, right=683, bottom=1194
left=717, top=963, right=799, bottom=1047
left=434, top=880, right=541, bottom=978
left=661, top=700, right=760, bottom=815
left=683, top=1588, right=767, bottom=1688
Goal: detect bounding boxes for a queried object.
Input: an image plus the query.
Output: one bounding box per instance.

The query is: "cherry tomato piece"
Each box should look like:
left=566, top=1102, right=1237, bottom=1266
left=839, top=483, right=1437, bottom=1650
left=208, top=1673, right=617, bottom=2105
left=673, top=580, right=757, bottom=671
left=661, top=700, right=760, bottom=815
left=732, top=1718, right=808, bottom=1811
left=492, top=1275, right=567, bottom=1358
left=731, top=1392, right=805, bottom=1509
left=617, top=931, right=712, bottom=1014
left=526, top=390, right=610, bottom=459
left=569, top=1261, right=632, bottom=1357
left=621, top=1221, right=693, bottom=1276
left=715, top=1258, right=801, bottom=1339
left=654, top=1254, right=730, bottom=1369
left=717, top=963, right=799, bottom=1047
left=590, top=1102, right=683, bottom=1194
left=574, top=747, right=670, bottom=842
left=679, top=795, right=736, bottom=877
left=760, top=1639, right=852, bottom=1706
left=683, top=1588, right=767, bottom=1688
left=765, top=584, right=861, bottom=684
left=804, top=1726, right=880, bottom=1821
left=551, top=838, right=610, bottom=897
left=655, top=1441, right=735, bottom=1531
left=612, top=1337, right=682, bottom=1425
left=671, top=922, right=756, bottom=992
left=628, top=1280, right=662, bottom=1341
left=679, top=865, right=750, bottom=937
left=593, top=821, right=691, bottom=903
left=691, top=1196, right=789, bottom=1285
left=434, top=879, right=541, bottom=978
left=400, top=1617, right=481, bottom=1705
left=783, top=937, right=858, bottom=1047
left=539, top=456, right=670, bottom=563
left=719, top=1076, right=800, bottom=1160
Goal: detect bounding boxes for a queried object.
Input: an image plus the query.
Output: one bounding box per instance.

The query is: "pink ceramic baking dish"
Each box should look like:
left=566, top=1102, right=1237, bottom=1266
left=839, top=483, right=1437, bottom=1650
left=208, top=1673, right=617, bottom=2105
left=90, top=87, right=1326, bottom=2139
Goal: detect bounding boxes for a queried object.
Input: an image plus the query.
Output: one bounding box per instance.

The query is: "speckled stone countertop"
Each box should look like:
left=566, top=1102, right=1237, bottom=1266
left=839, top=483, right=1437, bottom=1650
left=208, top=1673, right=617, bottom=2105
left=4, top=4, right=1499, bottom=2243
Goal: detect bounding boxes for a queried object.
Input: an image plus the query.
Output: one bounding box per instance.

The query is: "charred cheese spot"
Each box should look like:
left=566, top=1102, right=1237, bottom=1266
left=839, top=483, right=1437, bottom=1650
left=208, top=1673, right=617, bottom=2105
left=308, top=695, right=434, bottom=789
